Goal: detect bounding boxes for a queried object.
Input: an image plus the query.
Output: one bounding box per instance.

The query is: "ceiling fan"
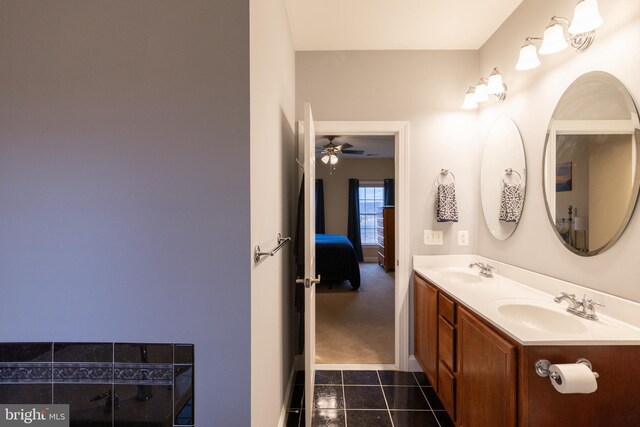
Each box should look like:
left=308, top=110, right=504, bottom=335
left=317, top=136, right=365, bottom=173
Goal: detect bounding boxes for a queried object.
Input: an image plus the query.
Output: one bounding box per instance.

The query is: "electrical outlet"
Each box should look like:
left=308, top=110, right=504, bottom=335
left=458, top=230, right=469, bottom=246
left=424, top=230, right=444, bottom=245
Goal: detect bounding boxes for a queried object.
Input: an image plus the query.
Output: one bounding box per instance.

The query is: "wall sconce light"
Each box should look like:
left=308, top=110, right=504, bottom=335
left=462, top=87, right=478, bottom=110
left=516, top=0, right=603, bottom=71
left=461, top=67, right=507, bottom=109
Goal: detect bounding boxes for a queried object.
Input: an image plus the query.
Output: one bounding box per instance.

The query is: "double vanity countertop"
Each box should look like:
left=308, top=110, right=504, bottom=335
left=414, top=255, right=640, bottom=346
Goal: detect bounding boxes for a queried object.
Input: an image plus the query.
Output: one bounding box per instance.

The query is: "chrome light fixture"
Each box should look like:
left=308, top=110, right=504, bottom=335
left=539, top=22, right=568, bottom=55
left=487, top=68, right=506, bottom=96
left=516, top=0, right=603, bottom=71
left=516, top=40, right=541, bottom=71
left=568, top=0, right=603, bottom=34
left=461, top=86, right=478, bottom=110
left=461, top=68, right=507, bottom=109
left=474, top=79, right=489, bottom=102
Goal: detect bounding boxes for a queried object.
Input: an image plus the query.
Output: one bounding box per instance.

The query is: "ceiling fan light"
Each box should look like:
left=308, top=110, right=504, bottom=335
left=330, top=155, right=339, bottom=165
left=568, top=0, right=603, bottom=34
left=487, top=68, right=505, bottom=95
left=516, top=42, right=541, bottom=71
left=321, top=154, right=330, bottom=164
left=474, top=79, right=489, bottom=102
left=540, top=23, right=568, bottom=55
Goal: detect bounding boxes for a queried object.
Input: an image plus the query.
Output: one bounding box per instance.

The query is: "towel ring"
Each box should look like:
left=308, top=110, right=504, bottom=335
left=438, top=169, right=456, bottom=184
left=503, top=168, right=522, bottom=184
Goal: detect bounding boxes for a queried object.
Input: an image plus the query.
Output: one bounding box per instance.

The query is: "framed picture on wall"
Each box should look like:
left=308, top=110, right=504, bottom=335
left=556, top=161, right=572, bottom=192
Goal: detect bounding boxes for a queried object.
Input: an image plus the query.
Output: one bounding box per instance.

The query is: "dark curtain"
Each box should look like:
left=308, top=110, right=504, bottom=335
left=315, top=179, right=325, bottom=234
left=347, top=178, right=364, bottom=262
left=384, top=178, right=395, bottom=206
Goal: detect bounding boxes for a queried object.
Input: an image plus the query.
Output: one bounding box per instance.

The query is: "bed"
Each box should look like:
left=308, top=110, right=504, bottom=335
left=315, top=234, right=361, bottom=290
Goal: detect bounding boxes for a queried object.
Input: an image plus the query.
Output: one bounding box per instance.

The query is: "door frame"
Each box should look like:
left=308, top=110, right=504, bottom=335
left=298, top=120, right=410, bottom=371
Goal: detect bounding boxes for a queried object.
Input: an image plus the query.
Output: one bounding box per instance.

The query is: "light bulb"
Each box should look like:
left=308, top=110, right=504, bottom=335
left=321, top=155, right=330, bottom=164
left=487, top=69, right=505, bottom=95
left=330, top=155, right=339, bottom=165
left=516, top=43, right=541, bottom=71
left=474, top=79, right=489, bottom=102
left=568, top=0, right=603, bottom=34
left=461, top=87, right=478, bottom=110
left=540, top=23, right=569, bottom=55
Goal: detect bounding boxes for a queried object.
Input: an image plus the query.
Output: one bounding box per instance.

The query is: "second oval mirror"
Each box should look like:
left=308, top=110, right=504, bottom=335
left=543, top=71, right=640, bottom=256
left=481, top=117, right=526, bottom=240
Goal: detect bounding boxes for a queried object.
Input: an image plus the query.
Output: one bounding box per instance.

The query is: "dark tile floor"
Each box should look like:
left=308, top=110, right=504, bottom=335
left=286, top=370, right=455, bottom=427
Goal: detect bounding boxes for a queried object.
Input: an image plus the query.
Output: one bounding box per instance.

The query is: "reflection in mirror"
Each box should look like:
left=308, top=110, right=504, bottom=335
left=481, top=117, right=526, bottom=240
left=543, top=71, right=640, bottom=256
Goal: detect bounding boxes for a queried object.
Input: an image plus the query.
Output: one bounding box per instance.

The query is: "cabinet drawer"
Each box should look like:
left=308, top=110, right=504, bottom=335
left=438, top=316, right=455, bottom=371
left=438, top=293, right=456, bottom=325
left=438, top=360, right=456, bottom=421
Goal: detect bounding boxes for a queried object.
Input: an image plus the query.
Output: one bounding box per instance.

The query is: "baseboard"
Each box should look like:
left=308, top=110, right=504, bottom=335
left=277, top=365, right=296, bottom=427
left=408, top=356, right=422, bottom=372
left=316, top=363, right=398, bottom=371
left=363, top=257, right=378, bottom=263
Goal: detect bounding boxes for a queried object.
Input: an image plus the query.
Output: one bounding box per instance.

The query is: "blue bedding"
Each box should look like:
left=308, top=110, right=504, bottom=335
left=315, top=234, right=361, bottom=290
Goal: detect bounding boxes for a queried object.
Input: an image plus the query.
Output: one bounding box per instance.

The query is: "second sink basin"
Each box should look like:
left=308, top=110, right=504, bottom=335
left=491, top=299, right=587, bottom=335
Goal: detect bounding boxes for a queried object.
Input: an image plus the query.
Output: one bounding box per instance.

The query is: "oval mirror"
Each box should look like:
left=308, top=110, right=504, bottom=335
left=543, top=71, right=640, bottom=256
left=481, top=117, right=527, bottom=240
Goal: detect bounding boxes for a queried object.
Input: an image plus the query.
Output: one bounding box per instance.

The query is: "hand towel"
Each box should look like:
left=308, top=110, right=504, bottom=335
left=436, top=182, right=459, bottom=222
left=499, top=183, right=524, bottom=223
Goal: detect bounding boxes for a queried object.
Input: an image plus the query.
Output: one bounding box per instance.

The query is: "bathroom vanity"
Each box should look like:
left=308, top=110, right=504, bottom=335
left=413, top=256, right=640, bottom=427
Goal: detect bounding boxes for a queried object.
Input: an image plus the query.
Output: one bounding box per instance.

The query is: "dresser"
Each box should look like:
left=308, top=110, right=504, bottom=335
left=377, top=206, right=395, bottom=271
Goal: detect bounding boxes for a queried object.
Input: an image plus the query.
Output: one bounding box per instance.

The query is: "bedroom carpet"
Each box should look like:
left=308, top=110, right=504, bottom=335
left=315, top=263, right=395, bottom=364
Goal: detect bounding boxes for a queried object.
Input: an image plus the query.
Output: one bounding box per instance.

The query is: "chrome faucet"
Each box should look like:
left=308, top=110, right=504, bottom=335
left=468, top=262, right=494, bottom=278
left=554, top=292, right=604, bottom=321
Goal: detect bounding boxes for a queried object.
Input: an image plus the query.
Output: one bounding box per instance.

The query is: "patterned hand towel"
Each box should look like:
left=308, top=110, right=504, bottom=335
left=499, top=183, right=524, bottom=223
left=436, top=183, right=459, bottom=222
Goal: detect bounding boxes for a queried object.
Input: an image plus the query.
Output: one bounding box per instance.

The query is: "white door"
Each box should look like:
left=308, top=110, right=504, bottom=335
left=299, top=102, right=319, bottom=427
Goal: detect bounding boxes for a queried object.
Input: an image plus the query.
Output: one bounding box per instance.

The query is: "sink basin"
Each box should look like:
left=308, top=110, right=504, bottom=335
left=492, top=300, right=587, bottom=335
left=432, top=269, right=483, bottom=284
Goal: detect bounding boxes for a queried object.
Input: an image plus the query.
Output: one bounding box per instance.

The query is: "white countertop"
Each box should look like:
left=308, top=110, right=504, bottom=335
left=413, top=255, right=640, bottom=345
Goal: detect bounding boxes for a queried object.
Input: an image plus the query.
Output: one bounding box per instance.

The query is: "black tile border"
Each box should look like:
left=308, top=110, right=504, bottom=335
left=0, top=342, right=194, bottom=427
left=0, top=363, right=51, bottom=383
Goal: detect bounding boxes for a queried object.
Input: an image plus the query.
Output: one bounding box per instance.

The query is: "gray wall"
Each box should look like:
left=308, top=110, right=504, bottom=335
left=296, top=50, right=481, bottom=258
left=477, top=0, right=640, bottom=302
left=0, top=1, right=250, bottom=425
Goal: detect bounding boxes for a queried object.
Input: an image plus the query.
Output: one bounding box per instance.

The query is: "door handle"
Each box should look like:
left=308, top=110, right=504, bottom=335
left=296, top=275, right=321, bottom=288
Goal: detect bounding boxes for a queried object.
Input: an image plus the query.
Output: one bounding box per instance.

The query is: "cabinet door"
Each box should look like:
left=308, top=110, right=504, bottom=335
left=414, top=275, right=438, bottom=387
left=458, top=308, right=516, bottom=427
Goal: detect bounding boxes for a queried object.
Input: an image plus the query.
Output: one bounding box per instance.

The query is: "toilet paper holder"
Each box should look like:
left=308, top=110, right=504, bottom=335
left=535, top=358, right=599, bottom=383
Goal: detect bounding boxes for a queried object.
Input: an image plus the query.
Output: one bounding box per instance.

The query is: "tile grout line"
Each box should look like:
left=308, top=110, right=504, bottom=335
left=376, top=370, right=395, bottom=427
left=341, top=370, right=348, bottom=427
left=413, top=371, right=442, bottom=427
left=51, top=343, right=54, bottom=405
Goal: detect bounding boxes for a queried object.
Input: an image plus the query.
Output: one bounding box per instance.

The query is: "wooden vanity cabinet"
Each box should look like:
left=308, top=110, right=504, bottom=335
left=414, top=272, right=640, bottom=427
left=457, top=306, right=517, bottom=427
left=414, top=274, right=438, bottom=387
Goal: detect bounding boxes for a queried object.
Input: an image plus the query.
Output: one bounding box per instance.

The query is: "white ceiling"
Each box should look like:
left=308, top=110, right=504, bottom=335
left=285, top=0, right=524, bottom=51
left=316, top=135, right=395, bottom=158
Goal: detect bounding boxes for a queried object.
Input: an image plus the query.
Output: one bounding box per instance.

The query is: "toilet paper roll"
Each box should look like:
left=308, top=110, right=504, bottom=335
left=549, top=363, right=598, bottom=394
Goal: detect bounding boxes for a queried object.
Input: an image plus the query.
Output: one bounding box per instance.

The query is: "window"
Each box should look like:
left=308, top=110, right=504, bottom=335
left=359, top=182, right=384, bottom=245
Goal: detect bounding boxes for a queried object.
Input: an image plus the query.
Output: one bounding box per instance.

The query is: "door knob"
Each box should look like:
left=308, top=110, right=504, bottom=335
left=295, top=276, right=321, bottom=288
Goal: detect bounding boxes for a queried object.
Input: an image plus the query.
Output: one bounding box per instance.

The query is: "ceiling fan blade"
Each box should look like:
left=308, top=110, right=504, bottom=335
left=341, top=149, right=365, bottom=154
left=336, top=143, right=353, bottom=150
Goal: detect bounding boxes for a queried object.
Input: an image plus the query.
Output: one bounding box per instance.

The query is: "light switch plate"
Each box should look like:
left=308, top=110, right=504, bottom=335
left=458, top=230, right=469, bottom=246
left=424, top=230, right=444, bottom=245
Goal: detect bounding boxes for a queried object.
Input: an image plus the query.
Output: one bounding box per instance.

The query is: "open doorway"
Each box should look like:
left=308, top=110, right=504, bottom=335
left=314, top=135, right=396, bottom=365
